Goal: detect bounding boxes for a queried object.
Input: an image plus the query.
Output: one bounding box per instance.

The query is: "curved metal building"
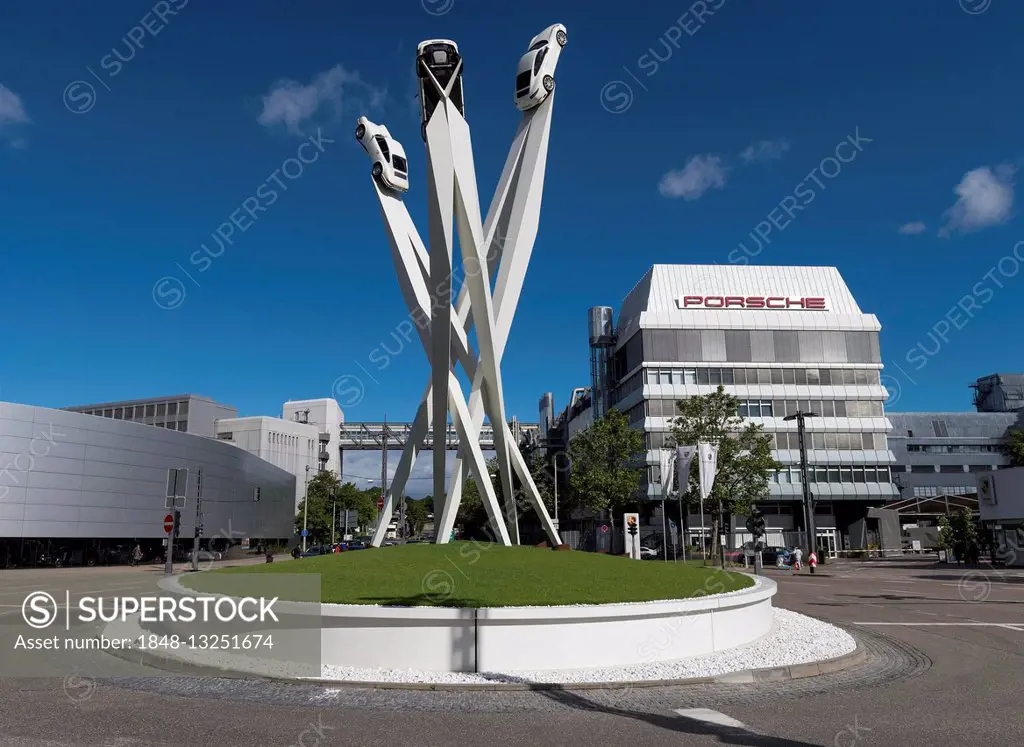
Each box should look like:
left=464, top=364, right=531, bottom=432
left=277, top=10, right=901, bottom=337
left=0, top=402, right=295, bottom=558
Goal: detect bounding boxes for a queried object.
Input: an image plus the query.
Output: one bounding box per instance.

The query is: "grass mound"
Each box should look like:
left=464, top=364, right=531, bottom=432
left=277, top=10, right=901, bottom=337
left=183, top=543, right=753, bottom=607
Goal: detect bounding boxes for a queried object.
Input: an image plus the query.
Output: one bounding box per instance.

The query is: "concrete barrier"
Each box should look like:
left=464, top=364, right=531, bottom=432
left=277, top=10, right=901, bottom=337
left=158, top=574, right=776, bottom=674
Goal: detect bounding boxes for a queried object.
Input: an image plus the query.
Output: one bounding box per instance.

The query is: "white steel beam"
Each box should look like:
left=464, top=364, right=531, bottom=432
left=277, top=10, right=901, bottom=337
left=368, top=183, right=508, bottom=546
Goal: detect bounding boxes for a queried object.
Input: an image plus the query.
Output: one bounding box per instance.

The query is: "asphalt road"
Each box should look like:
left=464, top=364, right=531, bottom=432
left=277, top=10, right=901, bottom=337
left=0, top=557, right=1021, bottom=746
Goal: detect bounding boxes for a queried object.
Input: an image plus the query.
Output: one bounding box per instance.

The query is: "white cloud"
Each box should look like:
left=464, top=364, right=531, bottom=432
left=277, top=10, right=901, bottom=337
left=739, top=139, right=790, bottom=164
left=0, top=84, right=29, bottom=125
left=898, top=221, right=927, bottom=235
left=258, top=65, right=386, bottom=135
left=939, top=164, right=1016, bottom=238
left=658, top=154, right=728, bottom=200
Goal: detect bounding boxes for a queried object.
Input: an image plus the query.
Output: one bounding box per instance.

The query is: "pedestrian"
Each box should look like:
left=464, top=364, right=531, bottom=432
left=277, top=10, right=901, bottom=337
left=808, top=549, right=817, bottom=574
left=791, top=546, right=803, bottom=571
left=131, top=543, right=142, bottom=567
left=291, top=545, right=301, bottom=560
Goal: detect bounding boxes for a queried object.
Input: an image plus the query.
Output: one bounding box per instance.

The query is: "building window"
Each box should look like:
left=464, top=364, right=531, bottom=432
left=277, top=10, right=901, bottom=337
left=146, top=404, right=156, bottom=417
left=103, top=409, right=113, bottom=418
left=179, top=401, right=189, bottom=415
left=113, top=408, right=123, bottom=419
left=178, top=420, right=187, bottom=431
left=940, top=465, right=966, bottom=473
left=157, top=403, right=166, bottom=416
left=167, top=402, right=178, bottom=416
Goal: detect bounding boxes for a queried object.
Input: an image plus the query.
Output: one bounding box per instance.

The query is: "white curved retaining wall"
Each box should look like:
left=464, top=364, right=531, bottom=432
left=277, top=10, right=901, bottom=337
left=164, top=575, right=776, bottom=674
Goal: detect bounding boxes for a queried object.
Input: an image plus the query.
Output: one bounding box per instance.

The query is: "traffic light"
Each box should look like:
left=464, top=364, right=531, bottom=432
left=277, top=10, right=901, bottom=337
left=172, top=509, right=181, bottom=539
left=745, top=509, right=766, bottom=538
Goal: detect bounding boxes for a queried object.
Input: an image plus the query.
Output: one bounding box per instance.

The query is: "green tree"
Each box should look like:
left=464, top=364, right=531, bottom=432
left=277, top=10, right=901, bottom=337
left=358, top=486, right=384, bottom=527
left=669, top=385, right=783, bottom=564
left=567, top=409, right=646, bottom=516
left=455, top=460, right=497, bottom=539
left=1006, top=429, right=1024, bottom=467
left=403, top=497, right=429, bottom=536
left=295, top=471, right=340, bottom=544
left=333, top=481, right=374, bottom=536
left=938, top=507, right=979, bottom=561
left=517, top=450, right=558, bottom=514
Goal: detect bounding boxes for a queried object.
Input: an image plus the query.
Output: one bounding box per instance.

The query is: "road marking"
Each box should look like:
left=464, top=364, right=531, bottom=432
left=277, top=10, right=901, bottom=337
left=0, top=582, right=151, bottom=598
left=853, top=622, right=1024, bottom=628
left=674, top=709, right=754, bottom=731
left=880, top=588, right=928, bottom=596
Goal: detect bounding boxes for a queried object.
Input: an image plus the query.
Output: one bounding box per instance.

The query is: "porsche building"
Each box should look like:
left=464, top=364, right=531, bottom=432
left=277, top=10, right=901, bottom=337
left=554, top=264, right=897, bottom=555
left=0, top=401, right=295, bottom=566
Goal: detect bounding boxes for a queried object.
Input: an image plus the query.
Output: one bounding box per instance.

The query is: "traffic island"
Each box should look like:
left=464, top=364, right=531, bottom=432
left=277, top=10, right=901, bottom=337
left=94, top=544, right=867, bottom=686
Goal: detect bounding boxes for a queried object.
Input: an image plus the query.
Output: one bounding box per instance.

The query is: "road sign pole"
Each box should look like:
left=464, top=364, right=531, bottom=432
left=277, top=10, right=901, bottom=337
left=192, top=468, right=203, bottom=572
left=165, top=510, right=177, bottom=576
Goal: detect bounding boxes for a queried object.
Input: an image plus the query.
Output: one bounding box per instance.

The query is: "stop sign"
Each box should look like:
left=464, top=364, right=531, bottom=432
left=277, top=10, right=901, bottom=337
left=377, top=497, right=385, bottom=511
left=163, top=514, right=174, bottom=534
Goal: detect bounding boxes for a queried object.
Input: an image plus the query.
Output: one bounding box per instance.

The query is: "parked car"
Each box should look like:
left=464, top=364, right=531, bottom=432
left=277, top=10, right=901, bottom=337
left=416, top=38, right=465, bottom=140
left=299, top=546, right=324, bottom=558
left=346, top=541, right=367, bottom=551
left=514, top=23, right=567, bottom=111
left=354, top=116, right=409, bottom=192
left=638, top=545, right=659, bottom=559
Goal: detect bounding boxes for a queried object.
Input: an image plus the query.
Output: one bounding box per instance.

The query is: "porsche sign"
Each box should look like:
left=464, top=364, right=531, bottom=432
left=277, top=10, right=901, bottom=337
left=676, top=295, right=829, bottom=310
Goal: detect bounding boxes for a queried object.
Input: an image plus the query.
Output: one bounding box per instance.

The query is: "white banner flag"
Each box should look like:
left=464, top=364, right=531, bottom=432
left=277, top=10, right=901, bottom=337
left=698, top=442, right=718, bottom=502
left=676, top=445, right=696, bottom=494
left=658, top=449, right=675, bottom=497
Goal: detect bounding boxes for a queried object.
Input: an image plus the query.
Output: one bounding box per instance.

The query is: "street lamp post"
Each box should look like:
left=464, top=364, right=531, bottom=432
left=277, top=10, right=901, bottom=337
left=330, top=486, right=336, bottom=546
left=784, top=411, right=817, bottom=559
left=302, top=464, right=310, bottom=553
left=553, top=466, right=558, bottom=532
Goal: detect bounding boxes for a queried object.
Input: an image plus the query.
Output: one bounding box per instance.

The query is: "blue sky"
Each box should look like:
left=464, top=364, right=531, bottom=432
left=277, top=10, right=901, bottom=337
left=1, top=0, right=1023, bottom=433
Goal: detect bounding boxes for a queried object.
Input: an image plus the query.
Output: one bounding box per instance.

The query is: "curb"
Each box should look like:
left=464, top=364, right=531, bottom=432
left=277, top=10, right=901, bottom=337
left=101, top=628, right=866, bottom=692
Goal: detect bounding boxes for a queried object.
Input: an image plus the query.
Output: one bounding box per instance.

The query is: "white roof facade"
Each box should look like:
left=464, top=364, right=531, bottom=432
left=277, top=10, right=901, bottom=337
left=616, top=265, right=880, bottom=342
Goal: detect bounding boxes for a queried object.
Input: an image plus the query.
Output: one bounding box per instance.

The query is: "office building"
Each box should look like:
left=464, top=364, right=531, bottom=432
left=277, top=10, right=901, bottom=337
left=971, top=373, right=1024, bottom=413
left=0, top=401, right=294, bottom=563
left=546, top=264, right=897, bottom=553
left=64, top=394, right=237, bottom=438
left=977, top=466, right=1024, bottom=567
left=887, top=412, right=1019, bottom=501
left=215, top=398, right=344, bottom=510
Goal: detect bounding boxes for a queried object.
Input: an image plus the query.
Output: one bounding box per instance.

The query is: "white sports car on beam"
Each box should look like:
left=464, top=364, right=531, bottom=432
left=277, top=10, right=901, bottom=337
left=515, top=23, right=567, bottom=111
left=416, top=39, right=465, bottom=141
left=355, top=116, right=409, bottom=193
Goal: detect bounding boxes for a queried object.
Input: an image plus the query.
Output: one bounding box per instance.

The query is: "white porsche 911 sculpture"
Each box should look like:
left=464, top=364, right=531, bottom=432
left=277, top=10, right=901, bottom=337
left=355, top=116, right=409, bottom=192
left=416, top=39, right=465, bottom=141
left=515, top=23, right=567, bottom=111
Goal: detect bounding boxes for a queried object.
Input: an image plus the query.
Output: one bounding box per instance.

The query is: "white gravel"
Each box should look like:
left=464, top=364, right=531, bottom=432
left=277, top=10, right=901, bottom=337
left=314, top=608, right=856, bottom=685
left=105, top=605, right=855, bottom=687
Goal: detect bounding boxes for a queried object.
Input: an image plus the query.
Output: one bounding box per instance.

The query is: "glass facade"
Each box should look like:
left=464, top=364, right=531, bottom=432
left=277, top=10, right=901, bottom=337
left=610, top=325, right=892, bottom=504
